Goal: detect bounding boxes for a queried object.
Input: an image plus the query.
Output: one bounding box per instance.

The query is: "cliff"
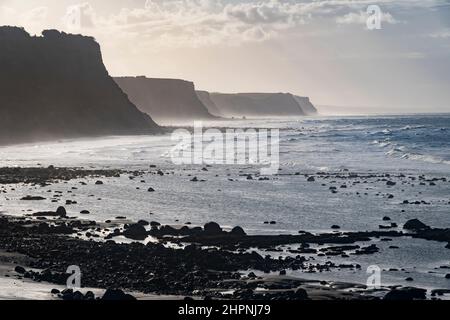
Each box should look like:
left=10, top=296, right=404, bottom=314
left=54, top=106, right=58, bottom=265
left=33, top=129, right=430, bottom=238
left=208, top=92, right=307, bottom=118
left=114, top=77, right=216, bottom=124
left=0, top=27, right=160, bottom=145
left=294, top=96, right=318, bottom=115
left=196, top=91, right=223, bottom=117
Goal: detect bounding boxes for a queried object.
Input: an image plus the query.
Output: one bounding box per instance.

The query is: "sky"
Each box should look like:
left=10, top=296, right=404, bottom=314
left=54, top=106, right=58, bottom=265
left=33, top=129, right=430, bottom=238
left=0, top=0, right=449, bottom=113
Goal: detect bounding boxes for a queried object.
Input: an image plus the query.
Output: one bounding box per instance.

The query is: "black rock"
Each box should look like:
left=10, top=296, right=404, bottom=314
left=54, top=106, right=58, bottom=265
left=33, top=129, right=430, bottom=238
left=15, top=266, right=26, bottom=274
left=80, top=210, right=90, bottom=214
left=21, top=196, right=46, bottom=201
left=293, top=288, right=308, bottom=300
left=51, top=288, right=60, bottom=294
left=95, top=180, right=104, bottom=185
left=403, top=219, right=429, bottom=231
left=445, top=274, right=450, bottom=279
left=148, top=187, right=155, bottom=192
left=307, top=177, right=315, bottom=182
left=204, top=222, right=222, bottom=235
left=386, top=181, right=396, bottom=186
left=331, top=225, right=341, bottom=230
left=56, top=206, right=67, bottom=217
left=137, top=220, right=150, bottom=226
left=123, top=224, right=147, bottom=241
left=383, top=287, right=426, bottom=300
left=102, top=289, right=136, bottom=301
left=230, top=226, right=246, bottom=237
left=383, top=216, right=391, bottom=221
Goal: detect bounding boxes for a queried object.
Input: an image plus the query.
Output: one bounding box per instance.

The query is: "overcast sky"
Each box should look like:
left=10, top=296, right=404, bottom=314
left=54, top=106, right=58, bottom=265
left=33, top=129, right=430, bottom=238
left=1, top=0, right=449, bottom=113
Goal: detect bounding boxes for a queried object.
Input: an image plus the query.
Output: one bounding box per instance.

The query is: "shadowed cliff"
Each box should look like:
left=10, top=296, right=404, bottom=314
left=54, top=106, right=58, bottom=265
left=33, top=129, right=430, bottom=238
left=206, top=92, right=315, bottom=118
left=0, top=26, right=160, bottom=145
left=115, top=77, right=216, bottom=124
left=293, top=96, right=318, bottom=115
left=196, top=91, right=223, bottom=117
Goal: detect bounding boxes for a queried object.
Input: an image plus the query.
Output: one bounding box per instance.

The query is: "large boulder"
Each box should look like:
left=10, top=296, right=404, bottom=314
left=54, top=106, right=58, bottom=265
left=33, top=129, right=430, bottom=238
left=204, top=222, right=223, bottom=235
left=101, top=289, right=136, bottom=301
left=123, top=224, right=147, bottom=241
left=403, top=219, right=429, bottom=231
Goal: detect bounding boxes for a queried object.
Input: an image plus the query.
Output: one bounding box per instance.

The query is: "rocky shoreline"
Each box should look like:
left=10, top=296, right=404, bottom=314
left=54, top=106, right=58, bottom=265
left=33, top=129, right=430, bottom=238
left=0, top=211, right=448, bottom=300
left=0, top=166, right=449, bottom=300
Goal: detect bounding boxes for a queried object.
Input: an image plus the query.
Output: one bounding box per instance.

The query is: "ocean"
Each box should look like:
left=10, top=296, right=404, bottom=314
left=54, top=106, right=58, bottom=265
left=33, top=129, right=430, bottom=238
left=1, top=113, right=449, bottom=291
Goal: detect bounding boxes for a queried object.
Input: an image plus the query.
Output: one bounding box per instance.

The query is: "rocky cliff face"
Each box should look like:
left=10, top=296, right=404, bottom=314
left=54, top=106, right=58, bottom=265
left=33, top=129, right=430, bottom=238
left=196, top=91, right=223, bottom=117
left=293, top=96, right=318, bottom=115
left=115, top=77, right=215, bottom=124
left=208, top=92, right=308, bottom=118
left=0, top=27, right=160, bottom=145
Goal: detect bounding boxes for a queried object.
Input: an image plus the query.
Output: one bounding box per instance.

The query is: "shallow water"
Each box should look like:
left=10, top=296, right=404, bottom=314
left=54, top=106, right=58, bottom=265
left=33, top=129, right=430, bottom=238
left=1, top=114, right=449, bottom=291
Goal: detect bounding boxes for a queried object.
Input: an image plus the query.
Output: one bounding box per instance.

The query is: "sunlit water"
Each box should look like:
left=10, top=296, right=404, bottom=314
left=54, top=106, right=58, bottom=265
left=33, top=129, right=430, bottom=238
left=1, top=114, right=449, bottom=291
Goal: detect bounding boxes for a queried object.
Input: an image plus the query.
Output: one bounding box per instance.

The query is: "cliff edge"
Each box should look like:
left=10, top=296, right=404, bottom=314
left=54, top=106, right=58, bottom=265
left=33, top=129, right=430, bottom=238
left=0, top=26, right=160, bottom=145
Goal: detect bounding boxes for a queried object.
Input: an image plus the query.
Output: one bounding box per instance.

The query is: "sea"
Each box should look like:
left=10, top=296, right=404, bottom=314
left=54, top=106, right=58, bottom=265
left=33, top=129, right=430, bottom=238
left=1, top=113, right=449, bottom=292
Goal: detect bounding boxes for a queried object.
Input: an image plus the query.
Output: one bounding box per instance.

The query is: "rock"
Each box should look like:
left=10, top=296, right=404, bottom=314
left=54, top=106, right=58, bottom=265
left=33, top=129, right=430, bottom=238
left=383, top=216, right=391, bottom=221
left=56, top=206, right=67, bottom=217
left=204, top=222, right=222, bottom=235
left=21, top=196, right=46, bottom=201
left=101, top=289, right=136, bottom=301
left=80, top=210, right=90, bottom=215
left=15, top=266, right=26, bottom=274
left=246, top=175, right=253, bottom=180
left=403, top=219, right=429, bottom=231
left=191, top=177, right=198, bottom=182
left=137, top=220, right=150, bottom=226
left=383, top=287, right=426, bottom=300
left=95, top=180, right=104, bottom=185
left=405, top=277, right=414, bottom=282
left=331, top=225, right=341, bottom=229
left=123, top=224, right=148, bottom=241
left=230, top=226, right=246, bottom=236
left=150, top=221, right=161, bottom=227
left=148, top=187, right=155, bottom=192
left=445, top=274, right=450, bottom=279
left=84, top=291, right=95, bottom=300
left=279, top=270, right=286, bottom=275
left=293, top=288, right=308, bottom=300
left=307, top=177, right=315, bottom=182
left=386, top=181, right=396, bottom=186
left=51, top=288, right=60, bottom=294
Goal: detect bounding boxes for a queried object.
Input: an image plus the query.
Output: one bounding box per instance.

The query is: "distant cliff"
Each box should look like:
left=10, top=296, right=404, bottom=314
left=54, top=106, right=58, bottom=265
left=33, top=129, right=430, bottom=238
left=0, top=27, right=160, bottom=145
left=293, top=96, right=318, bottom=115
left=196, top=91, right=223, bottom=117
left=207, top=92, right=312, bottom=118
left=115, top=77, right=216, bottom=123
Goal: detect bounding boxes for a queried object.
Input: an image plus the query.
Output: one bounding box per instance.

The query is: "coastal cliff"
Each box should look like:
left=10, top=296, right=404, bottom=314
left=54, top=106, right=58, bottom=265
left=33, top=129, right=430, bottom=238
left=196, top=90, right=223, bottom=117
left=0, top=27, right=160, bottom=145
left=207, top=92, right=309, bottom=118
left=115, top=77, right=216, bottom=124
left=294, top=96, right=318, bottom=115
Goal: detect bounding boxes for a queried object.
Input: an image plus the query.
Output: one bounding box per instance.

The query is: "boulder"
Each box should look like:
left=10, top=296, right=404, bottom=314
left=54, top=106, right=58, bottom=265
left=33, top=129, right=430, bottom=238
left=123, top=224, right=147, bottom=241
left=383, top=287, right=426, bottom=300
left=102, top=289, right=136, bottom=301
left=403, top=219, right=429, bottom=231
left=230, top=226, right=246, bottom=236
left=204, top=222, right=222, bottom=235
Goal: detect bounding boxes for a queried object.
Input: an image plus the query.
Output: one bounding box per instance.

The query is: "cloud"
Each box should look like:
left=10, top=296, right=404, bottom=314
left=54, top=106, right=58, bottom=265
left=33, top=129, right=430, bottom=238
left=336, top=10, right=399, bottom=25
left=430, top=28, right=450, bottom=39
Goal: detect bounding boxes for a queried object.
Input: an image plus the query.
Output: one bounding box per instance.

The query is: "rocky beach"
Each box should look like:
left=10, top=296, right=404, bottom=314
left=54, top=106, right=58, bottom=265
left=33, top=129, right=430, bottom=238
left=1, top=162, right=449, bottom=301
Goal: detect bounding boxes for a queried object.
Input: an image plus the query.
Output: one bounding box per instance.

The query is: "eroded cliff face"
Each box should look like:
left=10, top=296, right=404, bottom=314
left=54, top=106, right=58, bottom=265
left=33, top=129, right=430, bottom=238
left=0, top=27, right=160, bottom=145
left=293, top=96, right=318, bottom=115
left=114, top=77, right=215, bottom=124
left=196, top=91, right=223, bottom=117
left=207, top=93, right=307, bottom=118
